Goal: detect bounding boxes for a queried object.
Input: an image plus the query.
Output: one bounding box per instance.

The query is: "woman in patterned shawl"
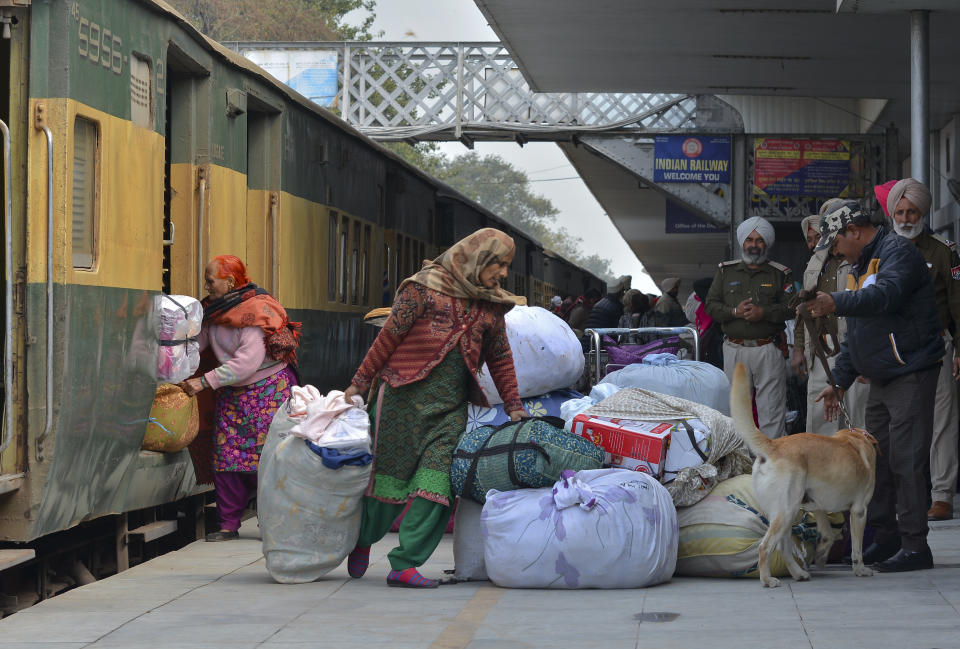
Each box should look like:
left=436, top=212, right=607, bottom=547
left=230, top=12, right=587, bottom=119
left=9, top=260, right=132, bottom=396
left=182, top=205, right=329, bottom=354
left=181, top=255, right=300, bottom=542
left=343, top=228, right=527, bottom=588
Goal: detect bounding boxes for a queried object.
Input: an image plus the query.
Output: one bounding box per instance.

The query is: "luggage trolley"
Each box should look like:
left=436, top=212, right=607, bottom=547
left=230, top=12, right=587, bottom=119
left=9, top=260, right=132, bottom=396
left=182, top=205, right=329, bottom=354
left=583, top=326, right=700, bottom=388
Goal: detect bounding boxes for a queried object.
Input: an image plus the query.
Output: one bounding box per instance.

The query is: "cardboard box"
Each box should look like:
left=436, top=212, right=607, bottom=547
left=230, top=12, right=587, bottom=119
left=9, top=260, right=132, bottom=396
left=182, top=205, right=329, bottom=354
left=571, top=414, right=671, bottom=478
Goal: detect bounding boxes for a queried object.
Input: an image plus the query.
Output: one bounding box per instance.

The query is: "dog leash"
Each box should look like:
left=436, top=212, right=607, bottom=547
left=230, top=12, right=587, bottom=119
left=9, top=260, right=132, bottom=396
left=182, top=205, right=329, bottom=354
left=796, top=298, right=852, bottom=426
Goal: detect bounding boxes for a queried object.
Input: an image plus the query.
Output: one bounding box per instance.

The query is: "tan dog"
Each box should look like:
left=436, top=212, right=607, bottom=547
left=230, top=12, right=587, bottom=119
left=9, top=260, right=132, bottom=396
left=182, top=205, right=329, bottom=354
left=730, top=363, right=878, bottom=587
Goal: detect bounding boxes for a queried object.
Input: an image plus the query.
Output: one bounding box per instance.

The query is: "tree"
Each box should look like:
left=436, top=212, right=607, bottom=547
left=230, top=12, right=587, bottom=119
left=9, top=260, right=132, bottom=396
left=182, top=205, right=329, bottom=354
left=386, top=143, right=615, bottom=280
left=165, top=0, right=379, bottom=42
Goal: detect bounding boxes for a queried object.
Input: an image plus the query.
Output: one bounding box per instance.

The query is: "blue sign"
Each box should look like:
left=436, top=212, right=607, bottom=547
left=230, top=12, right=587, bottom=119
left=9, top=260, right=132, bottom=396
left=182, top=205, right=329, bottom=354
left=664, top=199, right=728, bottom=234
left=654, top=135, right=731, bottom=184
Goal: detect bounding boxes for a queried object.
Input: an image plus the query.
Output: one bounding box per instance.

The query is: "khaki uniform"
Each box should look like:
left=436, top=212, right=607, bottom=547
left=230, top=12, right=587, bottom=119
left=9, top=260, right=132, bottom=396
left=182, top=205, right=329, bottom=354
left=706, top=259, right=794, bottom=438
left=793, top=251, right=867, bottom=434
left=912, top=231, right=960, bottom=504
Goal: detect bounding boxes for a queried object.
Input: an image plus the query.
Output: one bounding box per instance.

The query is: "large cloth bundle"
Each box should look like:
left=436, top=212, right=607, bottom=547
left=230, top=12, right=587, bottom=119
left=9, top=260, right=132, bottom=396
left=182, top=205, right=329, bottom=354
left=600, top=353, right=730, bottom=415
left=676, top=475, right=826, bottom=578
left=141, top=383, right=199, bottom=452
left=450, top=417, right=604, bottom=504
left=466, top=389, right=582, bottom=432
left=482, top=469, right=678, bottom=589
left=156, top=294, right=202, bottom=383
left=258, top=402, right=372, bottom=584
left=478, top=306, right=584, bottom=404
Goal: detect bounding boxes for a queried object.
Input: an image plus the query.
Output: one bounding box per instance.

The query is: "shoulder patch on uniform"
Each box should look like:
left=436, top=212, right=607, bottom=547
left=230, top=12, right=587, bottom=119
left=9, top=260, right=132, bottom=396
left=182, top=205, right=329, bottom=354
left=720, top=259, right=740, bottom=267
left=952, top=264, right=960, bottom=281
left=932, top=233, right=957, bottom=250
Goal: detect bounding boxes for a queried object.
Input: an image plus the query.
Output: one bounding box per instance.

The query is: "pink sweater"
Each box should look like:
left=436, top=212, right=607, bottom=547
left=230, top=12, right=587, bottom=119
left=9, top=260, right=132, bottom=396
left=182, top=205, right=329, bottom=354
left=198, top=324, right=287, bottom=389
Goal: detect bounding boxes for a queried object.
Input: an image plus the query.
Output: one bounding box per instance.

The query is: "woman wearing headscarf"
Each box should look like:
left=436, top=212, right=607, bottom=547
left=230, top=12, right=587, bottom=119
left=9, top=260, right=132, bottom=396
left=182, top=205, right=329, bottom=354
left=181, top=255, right=300, bottom=541
left=342, top=228, right=527, bottom=588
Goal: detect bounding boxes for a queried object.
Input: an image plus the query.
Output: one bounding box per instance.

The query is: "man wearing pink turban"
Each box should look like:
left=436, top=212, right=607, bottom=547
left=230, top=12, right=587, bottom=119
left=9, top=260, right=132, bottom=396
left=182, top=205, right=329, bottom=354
left=877, top=178, right=960, bottom=522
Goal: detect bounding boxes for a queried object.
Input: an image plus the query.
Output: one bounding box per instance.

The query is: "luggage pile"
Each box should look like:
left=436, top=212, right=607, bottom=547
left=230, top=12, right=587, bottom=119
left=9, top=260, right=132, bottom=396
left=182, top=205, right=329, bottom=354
left=570, top=386, right=752, bottom=507
left=257, top=387, right=373, bottom=584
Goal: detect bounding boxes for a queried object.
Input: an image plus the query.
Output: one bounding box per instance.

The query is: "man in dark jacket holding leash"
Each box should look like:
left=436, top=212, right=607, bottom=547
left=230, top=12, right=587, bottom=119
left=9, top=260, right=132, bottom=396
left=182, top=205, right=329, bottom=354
left=808, top=200, right=943, bottom=573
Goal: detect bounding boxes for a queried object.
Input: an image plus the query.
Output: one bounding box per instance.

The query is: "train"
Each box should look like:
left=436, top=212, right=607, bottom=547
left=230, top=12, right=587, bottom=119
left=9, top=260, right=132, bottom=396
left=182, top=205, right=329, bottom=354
left=0, top=0, right=602, bottom=610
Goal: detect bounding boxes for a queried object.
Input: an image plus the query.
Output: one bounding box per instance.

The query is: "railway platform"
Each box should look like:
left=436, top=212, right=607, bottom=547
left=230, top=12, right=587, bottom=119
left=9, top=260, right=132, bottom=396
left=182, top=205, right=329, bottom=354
left=1, top=512, right=960, bottom=649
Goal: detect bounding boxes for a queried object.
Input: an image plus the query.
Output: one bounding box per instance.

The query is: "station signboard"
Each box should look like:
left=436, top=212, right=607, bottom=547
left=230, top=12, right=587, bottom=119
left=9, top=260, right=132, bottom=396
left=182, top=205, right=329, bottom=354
left=753, top=138, right=850, bottom=197
left=654, top=135, right=731, bottom=184
left=241, top=49, right=340, bottom=107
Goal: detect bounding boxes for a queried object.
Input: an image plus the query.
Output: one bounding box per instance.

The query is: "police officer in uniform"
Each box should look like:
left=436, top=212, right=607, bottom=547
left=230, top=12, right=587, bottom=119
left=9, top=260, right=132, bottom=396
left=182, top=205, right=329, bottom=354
left=706, top=216, right=794, bottom=439
left=877, top=178, right=960, bottom=522
left=792, top=208, right=868, bottom=435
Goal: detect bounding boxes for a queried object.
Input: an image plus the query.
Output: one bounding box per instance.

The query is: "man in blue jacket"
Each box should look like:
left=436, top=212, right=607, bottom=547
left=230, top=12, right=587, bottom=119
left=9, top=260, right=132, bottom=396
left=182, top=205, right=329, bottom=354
left=808, top=200, right=943, bottom=573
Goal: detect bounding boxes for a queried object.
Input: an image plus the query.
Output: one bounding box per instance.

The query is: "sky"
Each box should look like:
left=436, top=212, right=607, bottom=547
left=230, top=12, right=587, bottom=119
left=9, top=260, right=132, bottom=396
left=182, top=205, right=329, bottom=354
left=343, top=0, right=659, bottom=293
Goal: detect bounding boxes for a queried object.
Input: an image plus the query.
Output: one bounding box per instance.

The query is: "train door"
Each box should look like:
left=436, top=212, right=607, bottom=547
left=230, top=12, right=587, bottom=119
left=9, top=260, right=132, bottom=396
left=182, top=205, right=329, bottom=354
left=244, top=98, right=282, bottom=295
left=162, top=46, right=209, bottom=296
left=0, top=6, right=28, bottom=482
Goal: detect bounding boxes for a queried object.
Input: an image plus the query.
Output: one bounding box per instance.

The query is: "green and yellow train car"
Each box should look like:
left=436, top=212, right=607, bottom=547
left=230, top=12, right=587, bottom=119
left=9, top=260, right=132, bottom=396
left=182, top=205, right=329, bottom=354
left=0, top=0, right=601, bottom=607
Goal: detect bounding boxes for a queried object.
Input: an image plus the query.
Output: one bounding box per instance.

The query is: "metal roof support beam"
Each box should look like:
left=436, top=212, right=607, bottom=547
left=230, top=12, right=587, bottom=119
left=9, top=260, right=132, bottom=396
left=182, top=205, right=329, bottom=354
left=911, top=10, right=930, bottom=187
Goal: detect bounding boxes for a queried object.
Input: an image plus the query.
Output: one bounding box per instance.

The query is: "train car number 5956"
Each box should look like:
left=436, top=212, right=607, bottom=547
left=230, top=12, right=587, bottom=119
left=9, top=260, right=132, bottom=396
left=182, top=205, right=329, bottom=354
left=75, top=7, right=123, bottom=75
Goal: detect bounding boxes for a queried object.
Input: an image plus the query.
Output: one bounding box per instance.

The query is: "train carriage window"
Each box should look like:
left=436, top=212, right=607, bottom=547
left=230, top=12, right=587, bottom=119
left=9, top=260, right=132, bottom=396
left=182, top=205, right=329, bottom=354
left=339, top=215, right=349, bottom=303
left=328, top=211, right=338, bottom=302
left=351, top=221, right=360, bottom=305
left=129, top=54, right=152, bottom=129
left=72, top=117, right=99, bottom=269
left=362, top=225, right=371, bottom=305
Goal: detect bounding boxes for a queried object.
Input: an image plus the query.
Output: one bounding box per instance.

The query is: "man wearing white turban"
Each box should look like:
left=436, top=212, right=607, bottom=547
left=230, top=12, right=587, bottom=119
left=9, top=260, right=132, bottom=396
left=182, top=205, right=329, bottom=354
left=706, top=216, right=794, bottom=438
left=877, top=178, right=960, bottom=522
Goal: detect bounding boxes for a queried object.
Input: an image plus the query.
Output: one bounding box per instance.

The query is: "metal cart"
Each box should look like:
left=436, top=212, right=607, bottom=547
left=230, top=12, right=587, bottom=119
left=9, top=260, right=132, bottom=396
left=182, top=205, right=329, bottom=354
left=583, top=326, right=701, bottom=388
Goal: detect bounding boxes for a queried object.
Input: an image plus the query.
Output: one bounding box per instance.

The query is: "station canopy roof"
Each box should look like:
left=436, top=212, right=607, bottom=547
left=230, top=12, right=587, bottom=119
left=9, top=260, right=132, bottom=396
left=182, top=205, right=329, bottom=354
left=474, top=0, right=960, bottom=290
left=473, top=0, right=960, bottom=133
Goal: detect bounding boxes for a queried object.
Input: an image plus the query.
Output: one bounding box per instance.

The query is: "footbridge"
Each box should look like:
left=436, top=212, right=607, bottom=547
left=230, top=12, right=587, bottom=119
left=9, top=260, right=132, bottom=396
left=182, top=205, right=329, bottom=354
left=230, top=41, right=745, bottom=231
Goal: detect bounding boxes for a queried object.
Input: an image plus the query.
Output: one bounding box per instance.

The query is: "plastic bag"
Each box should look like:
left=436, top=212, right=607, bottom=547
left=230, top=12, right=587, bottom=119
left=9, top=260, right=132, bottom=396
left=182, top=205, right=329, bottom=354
left=560, top=384, right=623, bottom=431
left=478, top=306, right=584, bottom=404
left=601, top=353, right=730, bottom=415
left=156, top=294, right=202, bottom=383
left=258, top=400, right=372, bottom=584
left=482, top=468, right=678, bottom=589
left=287, top=386, right=371, bottom=453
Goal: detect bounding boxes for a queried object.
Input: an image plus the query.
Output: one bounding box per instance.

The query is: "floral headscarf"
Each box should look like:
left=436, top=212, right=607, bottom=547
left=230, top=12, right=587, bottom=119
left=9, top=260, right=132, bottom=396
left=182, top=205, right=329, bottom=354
left=399, top=228, right=527, bottom=306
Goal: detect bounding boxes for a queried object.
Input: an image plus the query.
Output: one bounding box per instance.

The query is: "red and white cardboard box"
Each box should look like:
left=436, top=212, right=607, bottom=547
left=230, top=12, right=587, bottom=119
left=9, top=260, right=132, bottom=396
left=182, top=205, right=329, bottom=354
left=570, top=414, right=671, bottom=479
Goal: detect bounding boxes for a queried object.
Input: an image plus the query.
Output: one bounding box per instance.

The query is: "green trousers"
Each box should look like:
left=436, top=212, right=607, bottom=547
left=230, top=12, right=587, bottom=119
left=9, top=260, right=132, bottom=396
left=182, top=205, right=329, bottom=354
left=356, top=496, right=450, bottom=571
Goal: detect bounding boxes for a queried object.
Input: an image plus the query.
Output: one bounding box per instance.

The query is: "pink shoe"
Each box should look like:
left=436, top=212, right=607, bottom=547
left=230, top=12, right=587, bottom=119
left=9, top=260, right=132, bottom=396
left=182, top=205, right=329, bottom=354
left=386, top=567, right=438, bottom=588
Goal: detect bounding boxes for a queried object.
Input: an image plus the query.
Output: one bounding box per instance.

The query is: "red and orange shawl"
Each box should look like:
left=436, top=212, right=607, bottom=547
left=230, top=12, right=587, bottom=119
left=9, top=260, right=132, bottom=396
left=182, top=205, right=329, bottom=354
left=201, top=283, right=302, bottom=365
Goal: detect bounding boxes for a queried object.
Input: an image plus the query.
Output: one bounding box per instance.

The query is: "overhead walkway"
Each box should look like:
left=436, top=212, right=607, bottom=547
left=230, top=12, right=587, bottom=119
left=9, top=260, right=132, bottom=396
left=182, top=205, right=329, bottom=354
left=2, top=513, right=960, bottom=648
left=230, top=41, right=745, bottom=281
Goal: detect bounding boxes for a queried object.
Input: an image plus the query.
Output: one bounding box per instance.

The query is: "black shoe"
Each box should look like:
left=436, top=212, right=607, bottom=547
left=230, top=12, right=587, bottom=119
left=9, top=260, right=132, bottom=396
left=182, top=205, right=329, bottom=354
left=874, top=548, right=933, bottom=572
left=861, top=540, right=900, bottom=565
left=205, top=530, right=239, bottom=542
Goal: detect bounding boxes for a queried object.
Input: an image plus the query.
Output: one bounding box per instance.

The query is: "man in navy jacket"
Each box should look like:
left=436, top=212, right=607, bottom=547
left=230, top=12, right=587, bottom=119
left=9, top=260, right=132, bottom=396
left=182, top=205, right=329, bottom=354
left=808, top=200, right=942, bottom=573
